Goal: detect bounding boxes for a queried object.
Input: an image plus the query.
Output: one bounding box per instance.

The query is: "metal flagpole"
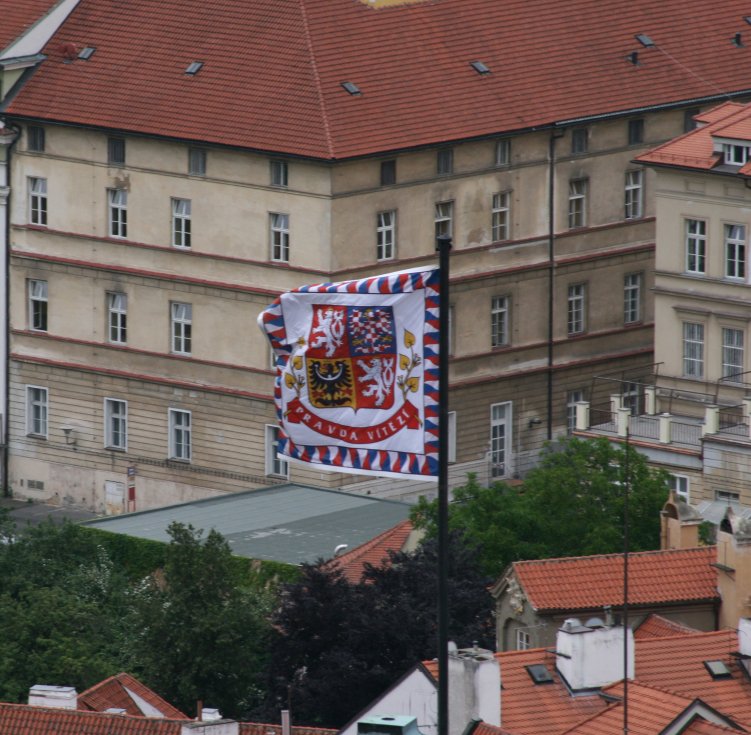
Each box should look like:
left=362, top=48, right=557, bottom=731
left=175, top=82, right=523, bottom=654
left=436, top=233, right=452, bottom=735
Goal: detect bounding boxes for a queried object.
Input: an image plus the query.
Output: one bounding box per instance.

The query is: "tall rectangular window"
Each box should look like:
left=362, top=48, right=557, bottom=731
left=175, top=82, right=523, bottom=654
left=725, top=224, right=746, bottom=279
left=623, top=273, right=642, bottom=324
left=684, top=108, right=700, bottom=133
left=571, top=127, right=588, bottom=154
left=171, top=302, right=192, bottom=355
left=104, top=398, right=127, bottom=450
left=567, top=284, right=586, bottom=335
left=26, top=386, right=48, bottom=437
left=435, top=201, right=453, bottom=239
left=376, top=210, right=396, bottom=261
left=491, top=191, right=511, bottom=241
left=28, top=126, right=45, bottom=152
left=491, top=295, right=509, bottom=347
left=516, top=629, right=530, bottom=651
left=108, top=189, right=127, bottom=239
left=627, top=118, right=644, bottom=145
left=172, top=198, right=192, bottom=249
left=722, top=327, right=744, bottom=379
left=568, top=179, right=587, bottom=229
left=266, top=425, right=289, bottom=477
left=28, top=279, right=48, bottom=332
left=168, top=409, right=191, bottom=461
left=495, top=138, right=511, bottom=166
left=29, top=177, right=47, bottom=226
left=566, top=389, right=585, bottom=433
left=380, top=159, right=396, bottom=186
left=188, top=147, right=206, bottom=175
left=490, top=402, right=512, bottom=478
left=270, top=213, right=290, bottom=262
left=669, top=474, right=690, bottom=502
left=107, top=292, right=127, bottom=344
left=107, top=137, right=125, bottom=166
left=437, top=148, right=453, bottom=175
left=624, top=170, right=643, bottom=219
left=270, top=160, right=288, bottom=187
left=685, top=219, right=706, bottom=274
left=683, top=322, right=704, bottom=378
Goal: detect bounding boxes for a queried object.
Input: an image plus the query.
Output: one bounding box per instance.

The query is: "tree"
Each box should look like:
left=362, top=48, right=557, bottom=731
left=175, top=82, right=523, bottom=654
left=257, top=532, right=494, bottom=729
left=411, top=436, right=670, bottom=576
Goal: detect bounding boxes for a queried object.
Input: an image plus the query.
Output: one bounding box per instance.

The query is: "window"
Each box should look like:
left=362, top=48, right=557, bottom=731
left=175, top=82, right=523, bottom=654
left=107, top=292, right=127, bottom=344
left=491, top=191, right=511, bottom=241
left=435, top=201, right=453, bottom=240
left=377, top=210, right=396, bottom=261
left=567, top=284, right=586, bottom=335
left=491, top=295, right=509, bottom=347
left=716, top=489, right=739, bottom=502
left=622, top=382, right=640, bottom=415
left=725, top=224, right=746, bottom=279
left=168, top=409, right=191, bottom=461
left=566, top=389, right=585, bottom=433
left=380, top=159, right=396, bottom=186
left=26, top=386, right=48, bottom=437
left=107, top=137, right=125, bottom=166
left=723, top=144, right=749, bottom=166
left=568, top=179, right=587, bottom=229
left=490, top=401, right=512, bottom=478
left=108, top=189, right=127, bottom=238
left=495, top=138, right=511, bottom=166
left=722, top=327, right=744, bottom=379
left=624, top=170, right=643, bottom=219
left=28, top=279, right=48, bottom=332
left=29, top=177, right=47, bottom=226
left=28, top=126, right=45, bottom=152
left=516, top=629, right=531, bottom=651
left=270, top=213, right=290, bottom=262
left=104, top=398, right=127, bottom=450
left=266, top=425, right=289, bottom=477
left=684, top=108, right=700, bottom=133
left=172, top=198, right=191, bottom=249
left=270, top=160, right=288, bottom=187
left=669, top=474, right=689, bottom=502
left=188, top=147, right=206, bottom=175
left=628, top=118, right=644, bottom=145
left=623, top=273, right=642, bottom=324
left=171, top=302, right=192, bottom=355
left=437, top=148, right=453, bottom=175
left=685, top=219, right=706, bottom=274
left=571, top=127, right=588, bottom=154
left=683, top=322, right=704, bottom=378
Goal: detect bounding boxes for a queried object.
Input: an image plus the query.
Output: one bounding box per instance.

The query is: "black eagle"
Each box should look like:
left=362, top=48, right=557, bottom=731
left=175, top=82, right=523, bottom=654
left=309, top=360, right=353, bottom=406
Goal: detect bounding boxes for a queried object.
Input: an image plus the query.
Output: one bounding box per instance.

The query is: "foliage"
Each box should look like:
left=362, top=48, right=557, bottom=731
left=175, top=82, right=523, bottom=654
left=411, top=436, right=670, bottom=576
left=257, top=532, right=494, bottom=729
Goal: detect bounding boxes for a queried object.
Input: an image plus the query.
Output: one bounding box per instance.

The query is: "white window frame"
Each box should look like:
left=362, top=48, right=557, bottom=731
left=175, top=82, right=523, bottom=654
left=171, top=198, right=192, bottom=249
left=683, top=322, right=704, bottom=378
left=104, top=398, right=127, bottom=450
left=516, top=629, right=531, bottom=651
left=668, top=474, right=690, bottom=502
left=29, top=177, right=47, bottom=226
left=492, top=191, right=510, bottom=241
left=567, top=283, right=586, bottom=335
left=270, top=160, right=288, bottom=187
left=266, top=424, right=289, bottom=478
left=566, top=389, right=585, bottom=434
left=722, top=327, right=744, bottom=380
left=624, top=170, right=643, bottom=220
left=107, top=292, right=127, bottom=344
left=491, top=295, right=509, bottom=347
left=723, top=143, right=749, bottom=166
left=168, top=408, right=191, bottom=461
left=725, top=223, right=746, bottom=280
left=495, top=138, right=511, bottom=166
left=28, top=279, right=48, bottom=332
left=270, top=213, right=290, bottom=262
left=568, top=179, right=587, bottom=229
left=435, top=201, right=453, bottom=240
left=377, top=210, right=396, bottom=261
left=490, top=401, right=512, bottom=479
left=685, top=219, right=706, bottom=274
left=108, top=188, right=127, bottom=239
left=26, top=385, right=48, bottom=438
left=623, top=273, right=641, bottom=325
left=171, top=302, right=192, bottom=355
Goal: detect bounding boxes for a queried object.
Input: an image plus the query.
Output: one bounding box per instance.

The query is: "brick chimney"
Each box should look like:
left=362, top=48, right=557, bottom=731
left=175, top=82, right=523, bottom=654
left=28, top=685, right=78, bottom=709
left=447, top=643, right=500, bottom=735
left=660, top=491, right=701, bottom=550
left=555, top=619, right=634, bottom=690
left=717, top=511, right=751, bottom=629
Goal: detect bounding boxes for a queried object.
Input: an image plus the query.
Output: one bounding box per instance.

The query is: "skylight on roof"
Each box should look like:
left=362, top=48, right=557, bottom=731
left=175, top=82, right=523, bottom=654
left=635, top=33, right=655, bottom=47
left=470, top=60, right=490, bottom=75
left=526, top=664, right=554, bottom=684
left=185, top=61, right=204, bottom=75
left=341, top=81, right=361, bottom=96
left=704, top=660, right=732, bottom=679
left=78, top=46, right=96, bottom=60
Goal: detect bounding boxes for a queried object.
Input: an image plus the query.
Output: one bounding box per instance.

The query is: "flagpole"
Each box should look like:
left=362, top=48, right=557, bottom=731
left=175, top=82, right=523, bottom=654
left=436, top=233, right=452, bottom=735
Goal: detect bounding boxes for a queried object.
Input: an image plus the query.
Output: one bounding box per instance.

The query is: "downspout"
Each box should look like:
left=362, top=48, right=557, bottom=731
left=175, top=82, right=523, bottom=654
left=546, top=130, right=562, bottom=440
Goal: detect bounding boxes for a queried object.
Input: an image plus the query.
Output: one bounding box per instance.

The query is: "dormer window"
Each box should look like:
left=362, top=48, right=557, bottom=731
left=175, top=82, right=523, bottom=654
left=723, top=143, right=749, bottom=166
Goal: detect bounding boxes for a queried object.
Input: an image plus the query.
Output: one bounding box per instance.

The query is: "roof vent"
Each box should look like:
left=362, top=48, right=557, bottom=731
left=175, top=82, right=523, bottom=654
left=341, top=81, right=362, bottom=96
left=470, top=60, right=490, bottom=75
left=732, top=32, right=744, bottom=47
left=201, top=708, right=222, bottom=721
left=59, top=42, right=78, bottom=61
left=562, top=618, right=583, bottom=631
left=78, top=46, right=96, bottom=60
left=185, top=61, right=203, bottom=75
left=627, top=51, right=639, bottom=65
left=635, top=33, right=654, bottom=47
left=585, top=617, right=606, bottom=628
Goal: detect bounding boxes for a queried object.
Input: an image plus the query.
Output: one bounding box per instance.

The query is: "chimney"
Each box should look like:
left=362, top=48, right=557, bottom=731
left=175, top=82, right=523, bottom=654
left=28, top=685, right=78, bottom=709
left=448, top=644, right=501, bottom=735
left=717, top=513, right=751, bottom=629
left=357, top=715, right=425, bottom=735
left=660, top=491, right=701, bottom=549
left=555, top=619, right=633, bottom=690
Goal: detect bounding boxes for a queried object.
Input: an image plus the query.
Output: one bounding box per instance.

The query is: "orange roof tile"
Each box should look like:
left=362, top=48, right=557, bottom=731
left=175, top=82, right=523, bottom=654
left=79, top=672, right=187, bottom=719
left=513, top=546, right=718, bottom=612
left=240, top=723, right=336, bottom=735
left=0, top=0, right=60, bottom=54
left=633, top=613, right=702, bottom=640
left=8, top=0, right=751, bottom=158
left=681, top=718, right=749, bottom=735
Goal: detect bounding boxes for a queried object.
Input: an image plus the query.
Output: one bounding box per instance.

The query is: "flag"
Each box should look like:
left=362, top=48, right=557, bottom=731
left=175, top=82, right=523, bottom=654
left=258, top=267, right=439, bottom=479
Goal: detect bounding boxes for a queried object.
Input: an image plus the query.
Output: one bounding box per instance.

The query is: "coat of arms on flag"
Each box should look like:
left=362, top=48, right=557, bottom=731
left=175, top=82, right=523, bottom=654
left=258, top=267, right=439, bottom=479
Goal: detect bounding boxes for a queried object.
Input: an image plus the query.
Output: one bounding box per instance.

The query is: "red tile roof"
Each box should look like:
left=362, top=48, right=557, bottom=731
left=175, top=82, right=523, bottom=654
left=633, top=613, right=702, bottom=640
left=78, top=672, right=187, bottom=719
left=8, top=0, right=751, bottom=158
left=512, top=546, right=718, bottom=612
left=240, top=723, right=336, bottom=735
left=0, top=0, right=61, bottom=54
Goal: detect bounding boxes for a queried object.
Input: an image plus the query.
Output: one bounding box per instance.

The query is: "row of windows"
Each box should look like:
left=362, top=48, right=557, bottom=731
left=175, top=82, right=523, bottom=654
left=684, top=218, right=751, bottom=281
left=681, top=321, right=746, bottom=381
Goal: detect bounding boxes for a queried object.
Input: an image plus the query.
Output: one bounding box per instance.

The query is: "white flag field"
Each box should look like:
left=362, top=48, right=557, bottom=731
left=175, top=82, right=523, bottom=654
left=257, top=267, right=440, bottom=479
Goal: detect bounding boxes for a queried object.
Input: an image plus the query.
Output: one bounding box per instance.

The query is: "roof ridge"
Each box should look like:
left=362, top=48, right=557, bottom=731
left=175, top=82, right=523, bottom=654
left=637, top=627, right=736, bottom=646
left=514, top=545, right=714, bottom=567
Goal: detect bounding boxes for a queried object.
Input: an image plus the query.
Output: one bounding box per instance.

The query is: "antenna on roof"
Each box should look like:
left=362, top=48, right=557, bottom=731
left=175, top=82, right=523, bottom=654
left=635, top=33, right=654, bottom=48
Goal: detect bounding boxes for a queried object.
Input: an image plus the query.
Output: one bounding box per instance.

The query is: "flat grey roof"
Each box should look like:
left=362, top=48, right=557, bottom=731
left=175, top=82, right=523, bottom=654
left=83, top=483, right=411, bottom=566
